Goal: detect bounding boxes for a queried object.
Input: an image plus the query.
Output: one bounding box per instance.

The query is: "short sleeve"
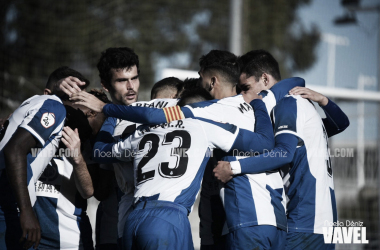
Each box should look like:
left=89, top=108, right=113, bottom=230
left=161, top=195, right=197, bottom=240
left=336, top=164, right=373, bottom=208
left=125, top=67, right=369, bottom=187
left=183, top=99, right=221, bottom=121
left=272, top=96, right=304, bottom=140
left=197, top=117, right=239, bottom=152
left=19, top=99, right=66, bottom=146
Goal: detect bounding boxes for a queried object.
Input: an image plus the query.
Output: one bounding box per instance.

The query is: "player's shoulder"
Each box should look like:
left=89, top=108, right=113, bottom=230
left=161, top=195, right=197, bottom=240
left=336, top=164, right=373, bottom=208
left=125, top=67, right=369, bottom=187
left=273, top=95, right=298, bottom=115
left=18, top=95, right=65, bottom=120
left=21, top=94, right=62, bottom=107
left=192, top=117, right=237, bottom=133
left=276, top=94, right=299, bottom=105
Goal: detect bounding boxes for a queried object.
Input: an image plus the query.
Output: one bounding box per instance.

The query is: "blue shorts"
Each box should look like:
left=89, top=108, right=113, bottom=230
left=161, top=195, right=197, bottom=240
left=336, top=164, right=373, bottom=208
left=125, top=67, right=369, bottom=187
left=285, top=232, right=335, bottom=250
left=122, top=200, right=193, bottom=250
left=227, top=225, right=286, bottom=250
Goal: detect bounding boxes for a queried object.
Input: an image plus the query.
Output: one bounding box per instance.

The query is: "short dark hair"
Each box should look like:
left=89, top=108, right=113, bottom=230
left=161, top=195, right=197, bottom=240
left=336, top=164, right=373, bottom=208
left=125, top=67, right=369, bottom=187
left=177, top=87, right=213, bottom=107
left=46, top=66, right=90, bottom=90
left=199, top=50, right=240, bottom=87
left=88, top=89, right=111, bottom=104
left=238, top=49, right=281, bottom=81
left=97, top=47, right=139, bottom=87
left=175, top=78, right=201, bottom=98
left=151, top=77, right=183, bottom=99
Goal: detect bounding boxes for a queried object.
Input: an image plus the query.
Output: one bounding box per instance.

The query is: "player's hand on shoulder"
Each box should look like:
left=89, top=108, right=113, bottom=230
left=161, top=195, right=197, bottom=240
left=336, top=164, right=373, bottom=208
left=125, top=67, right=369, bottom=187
left=213, top=161, right=233, bottom=183
left=19, top=207, right=41, bottom=249
left=289, top=87, right=328, bottom=106
left=61, top=127, right=83, bottom=165
left=70, top=91, right=106, bottom=113
left=242, top=89, right=263, bottom=104
left=55, top=76, right=86, bottom=97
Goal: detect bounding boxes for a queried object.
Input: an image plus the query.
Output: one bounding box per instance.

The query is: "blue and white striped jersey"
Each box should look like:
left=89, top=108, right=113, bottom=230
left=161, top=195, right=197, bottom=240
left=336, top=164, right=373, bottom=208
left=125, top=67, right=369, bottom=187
left=113, top=118, right=241, bottom=213
left=0, top=95, right=66, bottom=205
left=272, top=95, right=336, bottom=234
left=183, top=92, right=287, bottom=236
left=96, top=98, right=178, bottom=238
left=33, top=157, right=93, bottom=250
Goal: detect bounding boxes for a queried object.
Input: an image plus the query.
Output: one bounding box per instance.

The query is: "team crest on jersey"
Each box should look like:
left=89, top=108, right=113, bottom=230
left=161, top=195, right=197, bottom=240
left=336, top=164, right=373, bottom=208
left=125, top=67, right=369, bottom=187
left=40, top=112, right=56, bottom=128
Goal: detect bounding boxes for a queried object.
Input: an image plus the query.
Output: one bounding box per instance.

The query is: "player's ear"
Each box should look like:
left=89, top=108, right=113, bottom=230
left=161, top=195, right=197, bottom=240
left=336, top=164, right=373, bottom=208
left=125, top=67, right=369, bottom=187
left=261, top=73, right=268, bottom=87
left=44, top=88, right=52, bottom=95
left=211, top=76, right=217, bottom=88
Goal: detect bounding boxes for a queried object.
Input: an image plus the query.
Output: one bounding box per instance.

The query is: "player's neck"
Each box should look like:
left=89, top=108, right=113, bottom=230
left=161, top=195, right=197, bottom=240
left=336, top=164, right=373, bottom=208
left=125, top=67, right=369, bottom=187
left=215, top=87, right=237, bottom=99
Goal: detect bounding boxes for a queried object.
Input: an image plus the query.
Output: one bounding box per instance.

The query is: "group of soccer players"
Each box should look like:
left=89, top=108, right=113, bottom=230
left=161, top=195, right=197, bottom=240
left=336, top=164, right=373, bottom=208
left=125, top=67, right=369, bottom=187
left=0, top=47, right=350, bottom=250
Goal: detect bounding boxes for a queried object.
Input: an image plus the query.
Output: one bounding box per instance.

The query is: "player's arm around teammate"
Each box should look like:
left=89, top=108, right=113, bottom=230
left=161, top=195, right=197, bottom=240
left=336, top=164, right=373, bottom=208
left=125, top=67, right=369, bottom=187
left=289, top=87, right=350, bottom=137
left=214, top=87, right=350, bottom=182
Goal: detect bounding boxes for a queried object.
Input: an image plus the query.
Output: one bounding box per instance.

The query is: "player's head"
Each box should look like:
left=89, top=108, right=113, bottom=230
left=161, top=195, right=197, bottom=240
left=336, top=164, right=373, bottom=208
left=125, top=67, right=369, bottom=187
left=97, top=47, right=140, bottom=106
left=45, top=66, right=90, bottom=97
left=151, top=77, right=183, bottom=100
left=177, top=87, right=213, bottom=107
left=177, top=78, right=201, bottom=98
left=238, top=49, right=281, bottom=93
left=198, top=50, right=240, bottom=99
left=63, top=89, right=111, bottom=144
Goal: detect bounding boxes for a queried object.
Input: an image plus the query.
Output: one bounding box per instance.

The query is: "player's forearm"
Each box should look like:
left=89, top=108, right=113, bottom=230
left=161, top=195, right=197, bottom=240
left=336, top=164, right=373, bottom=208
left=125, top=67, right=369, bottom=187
left=321, top=99, right=350, bottom=137
left=103, top=104, right=167, bottom=125
left=230, top=134, right=298, bottom=175
left=72, top=156, right=94, bottom=199
left=4, top=147, right=33, bottom=211
left=251, top=99, right=274, bottom=141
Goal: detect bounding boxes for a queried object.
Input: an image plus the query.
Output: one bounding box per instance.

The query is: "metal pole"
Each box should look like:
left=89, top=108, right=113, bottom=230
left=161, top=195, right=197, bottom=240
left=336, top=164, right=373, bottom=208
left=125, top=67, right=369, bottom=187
left=229, top=0, right=243, bottom=55
left=357, top=76, right=365, bottom=188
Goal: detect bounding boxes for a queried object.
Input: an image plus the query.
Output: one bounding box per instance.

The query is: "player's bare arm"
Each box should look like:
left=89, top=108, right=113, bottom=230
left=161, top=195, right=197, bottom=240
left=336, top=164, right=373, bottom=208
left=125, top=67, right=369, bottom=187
left=289, top=87, right=328, bottom=106
left=62, top=127, right=94, bottom=199
left=70, top=91, right=106, bottom=113
left=3, top=128, right=41, bottom=249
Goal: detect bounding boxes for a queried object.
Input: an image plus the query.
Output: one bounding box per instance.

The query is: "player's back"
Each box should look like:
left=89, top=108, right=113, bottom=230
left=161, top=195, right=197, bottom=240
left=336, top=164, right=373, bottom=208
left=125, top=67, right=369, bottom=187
left=183, top=93, right=286, bottom=235
left=115, top=117, right=237, bottom=213
left=277, top=95, right=335, bottom=234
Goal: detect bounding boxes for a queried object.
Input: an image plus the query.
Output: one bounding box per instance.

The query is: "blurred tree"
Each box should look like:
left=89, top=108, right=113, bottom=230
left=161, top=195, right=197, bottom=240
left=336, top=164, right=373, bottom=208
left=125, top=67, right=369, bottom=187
left=0, top=0, right=318, bottom=117
left=193, top=0, right=319, bottom=77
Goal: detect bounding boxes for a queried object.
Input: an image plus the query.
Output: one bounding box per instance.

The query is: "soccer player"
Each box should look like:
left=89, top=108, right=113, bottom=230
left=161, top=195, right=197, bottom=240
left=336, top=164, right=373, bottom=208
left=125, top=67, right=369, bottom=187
left=0, top=66, right=90, bottom=250
left=95, top=47, right=141, bottom=250
left=70, top=50, right=304, bottom=250
left=33, top=89, right=110, bottom=250
left=151, top=77, right=183, bottom=99
left=213, top=49, right=350, bottom=250
left=91, top=86, right=274, bottom=250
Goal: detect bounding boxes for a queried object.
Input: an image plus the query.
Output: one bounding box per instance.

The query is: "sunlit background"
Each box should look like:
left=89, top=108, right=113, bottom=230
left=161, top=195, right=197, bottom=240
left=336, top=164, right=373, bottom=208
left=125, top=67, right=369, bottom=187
left=1, top=0, right=379, bottom=249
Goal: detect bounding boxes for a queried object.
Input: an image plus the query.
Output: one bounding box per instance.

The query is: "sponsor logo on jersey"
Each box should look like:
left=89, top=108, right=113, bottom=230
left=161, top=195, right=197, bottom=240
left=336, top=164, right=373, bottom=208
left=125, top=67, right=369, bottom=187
left=40, top=112, right=56, bottom=128
left=278, top=125, right=288, bottom=129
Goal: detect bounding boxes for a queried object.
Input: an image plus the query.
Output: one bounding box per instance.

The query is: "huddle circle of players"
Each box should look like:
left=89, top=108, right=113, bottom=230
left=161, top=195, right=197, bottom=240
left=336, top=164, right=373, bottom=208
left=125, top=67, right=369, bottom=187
left=0, top=48, right=349, bottom=250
